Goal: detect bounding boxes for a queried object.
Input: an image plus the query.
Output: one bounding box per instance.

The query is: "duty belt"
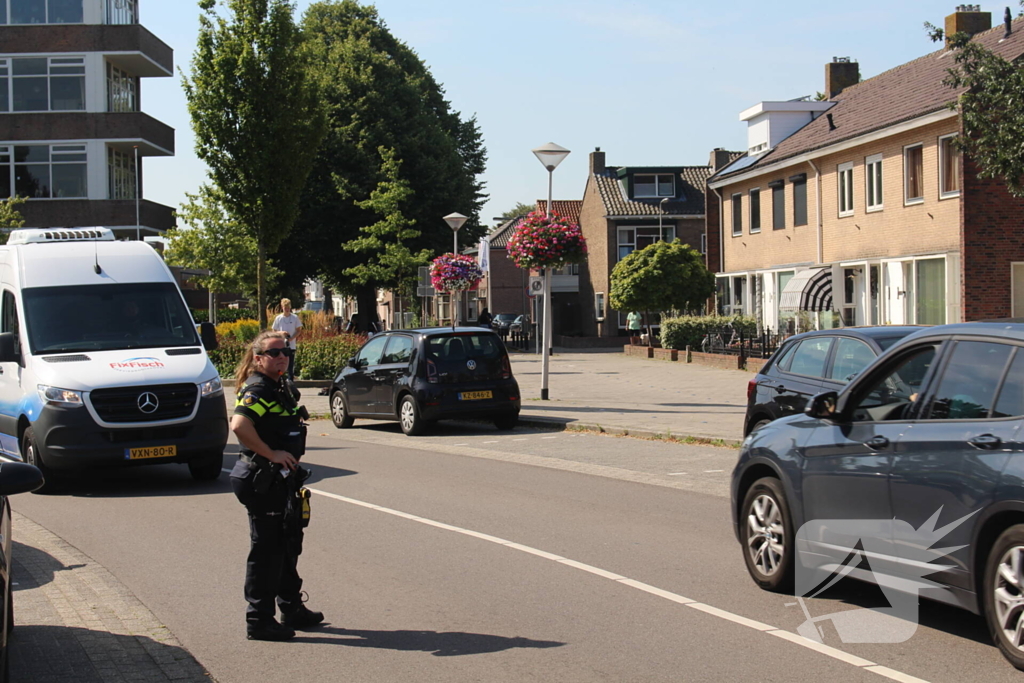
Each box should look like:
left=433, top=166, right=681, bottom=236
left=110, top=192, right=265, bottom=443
left=239, top=454, right=256, bottom=464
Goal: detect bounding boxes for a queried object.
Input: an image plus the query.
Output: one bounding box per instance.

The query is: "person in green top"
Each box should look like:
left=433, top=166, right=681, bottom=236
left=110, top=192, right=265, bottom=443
left=627, top=311, right=642, bottom=341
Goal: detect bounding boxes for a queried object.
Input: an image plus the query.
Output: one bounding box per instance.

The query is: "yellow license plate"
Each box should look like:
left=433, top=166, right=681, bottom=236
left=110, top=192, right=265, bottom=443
left=459, top=391, right=493, bottom=401
left=126, top=445, right=177, bottom=460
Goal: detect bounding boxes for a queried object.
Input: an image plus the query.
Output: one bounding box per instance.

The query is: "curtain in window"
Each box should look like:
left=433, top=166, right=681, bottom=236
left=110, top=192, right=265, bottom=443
left=916, top=258, right=946, bottom=325
left=942, top=138, right=961, bottom=194
left=906, top=146, right=923, bottom=200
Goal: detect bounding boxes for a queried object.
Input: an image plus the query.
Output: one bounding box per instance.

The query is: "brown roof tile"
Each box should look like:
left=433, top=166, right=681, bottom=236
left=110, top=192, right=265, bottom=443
left=594, top=166, right=713, bottom=217
left=535, top=200, right=583, bottom=224
left=486, top=216, right=524, bottom=249
left=717, top=18, right=1024, bottom=179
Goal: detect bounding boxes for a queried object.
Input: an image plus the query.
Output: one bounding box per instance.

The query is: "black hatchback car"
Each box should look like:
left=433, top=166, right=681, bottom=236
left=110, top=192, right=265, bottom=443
left=744, top=326, right=922, bottom=436
left=330, top=327, right=520, bottom=435
left=0, top=461, right=43, bottom=680
left=732, top=322, right=1024, bottom=670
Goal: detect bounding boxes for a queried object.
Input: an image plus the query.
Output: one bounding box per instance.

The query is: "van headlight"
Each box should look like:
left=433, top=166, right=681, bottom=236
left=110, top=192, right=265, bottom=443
left=37, top=385, right=83, bottom=406
left=199, top=377, right=223, bottom=397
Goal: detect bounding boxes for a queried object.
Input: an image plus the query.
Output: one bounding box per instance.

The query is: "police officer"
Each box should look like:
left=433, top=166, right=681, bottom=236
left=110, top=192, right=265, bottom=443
left=229, top=330, right=323, bottom=641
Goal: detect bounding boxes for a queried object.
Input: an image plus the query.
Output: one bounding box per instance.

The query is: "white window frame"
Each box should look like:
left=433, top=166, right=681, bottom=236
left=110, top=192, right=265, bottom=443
left=700, top=233, right=707, bottom=255
left=1013, top=263, right=1024, bottom=318
left=837, top=162, right=854, bottom=217
left=0, top=55, right=86, bottom=113
left=865, top=153, right=883, bottom=212
left=0, top=142, right=88, bottom=199
left=634, top=173, right=674, bottom=198
left=2, top=0, right=86, bottom=24
left=748, top=187, right=761, bottom=233
left=618, top=225, right=676, bottom=261
left=731, top=193, right=742, bottom=236
left=904, top=143, right=924, bottom=206
left=938, top=133, right=961, bottom=200
left=594, top=292, right=605, bottom=321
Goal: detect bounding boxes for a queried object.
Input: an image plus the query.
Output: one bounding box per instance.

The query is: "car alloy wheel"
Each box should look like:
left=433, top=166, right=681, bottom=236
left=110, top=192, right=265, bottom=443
left=985, top=525, right=1024, bottom=670
left=740, top=477, right=794, bottom=592
left=331, top=391, right=354, bottom=429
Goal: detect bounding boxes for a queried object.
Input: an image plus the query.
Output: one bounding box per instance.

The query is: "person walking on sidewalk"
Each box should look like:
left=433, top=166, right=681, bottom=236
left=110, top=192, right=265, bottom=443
left=229, top=331, right=323, bottom=642
left=272, top=298, right=303, bottom=379
left=627, top=311, right=642, bottom=343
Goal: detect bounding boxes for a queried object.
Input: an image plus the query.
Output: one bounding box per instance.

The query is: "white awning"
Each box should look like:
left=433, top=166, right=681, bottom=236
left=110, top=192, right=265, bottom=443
left=778, top=267, right=833, bottom=312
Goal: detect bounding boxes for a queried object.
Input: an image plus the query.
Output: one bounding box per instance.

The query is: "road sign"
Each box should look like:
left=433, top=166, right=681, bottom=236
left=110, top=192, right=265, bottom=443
left=416, top=286, right=435, bottom=297
left=528, top=276, right=545, bottom=298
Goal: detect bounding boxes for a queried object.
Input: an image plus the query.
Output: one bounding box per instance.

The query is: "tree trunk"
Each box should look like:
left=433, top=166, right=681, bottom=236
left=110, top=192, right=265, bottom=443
left=645, top=309, right=653, bottom=347
left=257, top=240, right=267, bottom=329
left=356, top=285, right=379, bottom=333
left=323, top=287, right=333, bottom=317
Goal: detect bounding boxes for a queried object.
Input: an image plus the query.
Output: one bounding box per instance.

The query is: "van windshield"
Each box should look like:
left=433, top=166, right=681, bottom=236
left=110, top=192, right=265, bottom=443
left=23, top=283, right=200, bottom=354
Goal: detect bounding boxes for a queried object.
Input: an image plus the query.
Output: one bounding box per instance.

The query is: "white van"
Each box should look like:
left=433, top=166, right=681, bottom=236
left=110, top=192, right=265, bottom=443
left=0, top=228, right=227, bottom=489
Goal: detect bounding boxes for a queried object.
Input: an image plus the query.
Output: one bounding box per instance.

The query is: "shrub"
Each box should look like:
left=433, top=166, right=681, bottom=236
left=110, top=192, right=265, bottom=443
left=208, top=337, right=246, bottom=378
left=191, top=307, right=259, bottom=324
left=296, top=309, right=341, bottom=341
left=660, top=314, right=758, bottom=350
left=295, top=335, right=365, bottom=380
left=215, top=319, right=261, bottom=343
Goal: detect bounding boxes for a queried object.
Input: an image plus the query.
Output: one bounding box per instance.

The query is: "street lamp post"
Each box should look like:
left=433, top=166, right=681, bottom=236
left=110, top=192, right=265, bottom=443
left=531, top=142, right=570, bottom=401
left=443, top=212, right=468, bottom=327
left=659, top=197, right=669, bottom=243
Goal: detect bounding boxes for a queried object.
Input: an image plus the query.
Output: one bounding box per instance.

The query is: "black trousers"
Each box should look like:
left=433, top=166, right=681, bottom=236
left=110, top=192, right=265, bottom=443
left=230, top=471, right=304, bottom=625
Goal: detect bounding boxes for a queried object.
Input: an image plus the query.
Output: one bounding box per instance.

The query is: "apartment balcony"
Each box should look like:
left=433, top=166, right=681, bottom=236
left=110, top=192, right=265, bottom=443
left=18, top=199, right=176, bottom=233
left=0, top=24, right=172, bottom=77
left=3, top=112, right=174, bottom=156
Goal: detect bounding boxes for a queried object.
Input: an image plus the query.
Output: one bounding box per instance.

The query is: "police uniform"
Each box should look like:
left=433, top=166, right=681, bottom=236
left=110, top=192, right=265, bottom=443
left=230, top=371, right=319, bottom=638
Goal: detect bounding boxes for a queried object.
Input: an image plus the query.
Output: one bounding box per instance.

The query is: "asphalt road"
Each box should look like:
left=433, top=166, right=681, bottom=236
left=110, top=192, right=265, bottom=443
left=11, top=419, right=1023, bottom=682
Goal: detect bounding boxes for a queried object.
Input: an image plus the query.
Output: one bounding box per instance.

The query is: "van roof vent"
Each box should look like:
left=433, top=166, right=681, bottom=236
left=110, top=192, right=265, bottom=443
left=8, top=228, right=116, bottom=245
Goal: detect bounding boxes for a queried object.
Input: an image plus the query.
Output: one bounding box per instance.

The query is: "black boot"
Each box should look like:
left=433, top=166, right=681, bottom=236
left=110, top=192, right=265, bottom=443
left=281, top=604, right=324, bottom=629
left=247, top=620, right=296, bottom=641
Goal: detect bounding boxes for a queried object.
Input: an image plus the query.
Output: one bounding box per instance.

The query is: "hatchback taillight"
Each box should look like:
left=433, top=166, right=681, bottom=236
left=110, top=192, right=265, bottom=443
left=427, top=359, right=439, bottom=384
left=747, top=379, right=757, bottom=401
left=501, top=355, right=511, bottom=379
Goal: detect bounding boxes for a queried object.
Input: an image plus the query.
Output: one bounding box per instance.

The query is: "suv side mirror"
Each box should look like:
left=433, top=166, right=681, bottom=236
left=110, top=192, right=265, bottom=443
left=806, top=391, right=839, bottom=419
left=199, top=322, right=218, bottom=351
left=0, top=332, right=20, bottom=364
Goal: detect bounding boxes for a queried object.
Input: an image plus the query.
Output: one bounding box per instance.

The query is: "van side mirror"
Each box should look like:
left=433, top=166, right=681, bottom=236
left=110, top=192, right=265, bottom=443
left=0, top=332, right=20, bottom=364
left=806, top=391, right=839, bottom=419
left=199, top=322, right=218, bottom=351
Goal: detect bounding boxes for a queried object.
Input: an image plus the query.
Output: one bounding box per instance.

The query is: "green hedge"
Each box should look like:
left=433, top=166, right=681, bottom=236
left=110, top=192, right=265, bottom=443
left=192, top=308, right=259, bottom=324
left=660, top=315, right=757, bottom=350
left=208, top=334, right=366, bottom=380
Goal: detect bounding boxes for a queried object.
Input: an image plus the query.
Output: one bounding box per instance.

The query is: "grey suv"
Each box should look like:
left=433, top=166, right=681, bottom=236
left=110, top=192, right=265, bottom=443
left=732, top=322, right=1024, bottom=670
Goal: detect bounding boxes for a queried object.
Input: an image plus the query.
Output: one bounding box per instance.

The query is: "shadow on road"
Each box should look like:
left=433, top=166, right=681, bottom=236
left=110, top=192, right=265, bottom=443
left=294, top=625, right=565, bottom=656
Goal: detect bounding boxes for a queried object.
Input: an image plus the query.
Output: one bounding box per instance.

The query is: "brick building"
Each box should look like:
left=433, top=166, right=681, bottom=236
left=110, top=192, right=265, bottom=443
left=707, top=8, right=1024, bottom=331
left=0, top=0, right=175, bottom=237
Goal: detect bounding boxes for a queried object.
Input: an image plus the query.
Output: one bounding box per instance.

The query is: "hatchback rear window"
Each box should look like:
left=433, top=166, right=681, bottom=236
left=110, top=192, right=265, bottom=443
left=428, top=334, right=502, bottom=362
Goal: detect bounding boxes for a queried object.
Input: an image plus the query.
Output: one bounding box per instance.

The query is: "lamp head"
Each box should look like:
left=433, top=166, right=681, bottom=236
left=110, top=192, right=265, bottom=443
left=532, top=142, right=571, bottom=171
left=443, top=212, right=468, bottom=232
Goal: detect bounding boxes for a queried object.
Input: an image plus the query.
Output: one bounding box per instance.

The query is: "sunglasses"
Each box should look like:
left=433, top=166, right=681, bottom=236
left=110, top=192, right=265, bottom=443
left=258, top=347, right=294, bottom=358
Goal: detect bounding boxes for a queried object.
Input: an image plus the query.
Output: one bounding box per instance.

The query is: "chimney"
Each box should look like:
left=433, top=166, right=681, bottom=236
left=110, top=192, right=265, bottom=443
left=945, top=5, right=992, bottom=47
left=709, top=148, right=733, bottom=171
left=825, top=57, right=860, bottom=99
left=589, top=147, right=606, bottom=174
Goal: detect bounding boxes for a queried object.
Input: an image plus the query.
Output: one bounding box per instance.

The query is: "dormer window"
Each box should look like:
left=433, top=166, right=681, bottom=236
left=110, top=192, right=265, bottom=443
left=634, top=174, right=674, bottom=198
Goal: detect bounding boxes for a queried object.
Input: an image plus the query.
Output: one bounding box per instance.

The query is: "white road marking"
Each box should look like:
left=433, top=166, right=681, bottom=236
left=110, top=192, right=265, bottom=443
left=667, top=473, right=688, bottom=476
left=453, top=443, right=469, bottom=446
left=541, top=437, right=558, bottom=440
left=305, top=486, right=932, bottom=683
left=512, top=438, right=529, bottom=442
left=703, top=469, right=724, bottom=473
left=482, top=441, right=499, bottom=444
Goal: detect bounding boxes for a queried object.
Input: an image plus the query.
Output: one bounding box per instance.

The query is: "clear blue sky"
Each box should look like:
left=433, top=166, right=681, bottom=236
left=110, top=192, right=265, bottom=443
left=142, top=0, right=974, bottom=229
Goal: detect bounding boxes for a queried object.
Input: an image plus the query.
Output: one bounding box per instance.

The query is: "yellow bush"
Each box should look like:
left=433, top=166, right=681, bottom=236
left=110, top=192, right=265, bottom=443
left=215, top=319, right=261, bottom=343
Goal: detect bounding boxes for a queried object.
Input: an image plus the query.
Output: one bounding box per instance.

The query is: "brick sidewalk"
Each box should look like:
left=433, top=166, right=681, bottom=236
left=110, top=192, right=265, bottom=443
left=9, top=511, right=213, bottom=682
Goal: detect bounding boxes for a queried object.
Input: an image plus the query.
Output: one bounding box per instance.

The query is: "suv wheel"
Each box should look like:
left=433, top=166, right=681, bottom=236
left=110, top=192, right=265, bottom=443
left=984, top=525, right=1024, bottom=670
left=741, top=477, right=794, bottom=592
left=331, top=391, right=354, bottom=429
left=399, top=395, right=426, bottom=436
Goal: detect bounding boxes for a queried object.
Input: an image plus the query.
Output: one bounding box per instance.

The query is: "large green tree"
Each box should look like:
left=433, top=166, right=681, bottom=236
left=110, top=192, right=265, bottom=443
left=498, top=202, right=535, bottom=221
left=609, top=240, right=715, bottom=345
left=0, top=196, right=26, bottom=244
left=929, top=4, right=1024, bottom=196
left=183, top=0, right=326, bottom=327
left=282, top=0, right=487, bottom=331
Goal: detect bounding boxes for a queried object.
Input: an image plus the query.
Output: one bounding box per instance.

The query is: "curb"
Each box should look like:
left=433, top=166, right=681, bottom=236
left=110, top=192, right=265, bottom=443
left=514, top=415, right=743, bottom=448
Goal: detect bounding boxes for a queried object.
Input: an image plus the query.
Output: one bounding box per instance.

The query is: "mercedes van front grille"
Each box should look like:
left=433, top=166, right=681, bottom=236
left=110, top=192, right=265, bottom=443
left=89, top=383, right=198, bottom=423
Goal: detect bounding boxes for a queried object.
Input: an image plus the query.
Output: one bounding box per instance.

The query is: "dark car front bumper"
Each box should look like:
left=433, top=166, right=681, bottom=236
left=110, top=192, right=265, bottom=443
left=34, top=394, right=228, bottom=471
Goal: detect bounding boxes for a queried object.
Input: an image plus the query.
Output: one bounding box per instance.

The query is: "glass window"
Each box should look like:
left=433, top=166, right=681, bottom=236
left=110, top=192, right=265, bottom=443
left=617, top=226, right=674, bottom=261
left=381, top=335, right=414, bottom=364
left=356, top=336, right=388, bottom=367
left=916, top=258, right=946, bottom=325
left=12, top=57, right=48, bottom=111
left=0, top=149, right=9, bottom=199
left=828, top=337, right=876, bottom=383
left=923, top=341, right=1011, bottom=420
left=905, top=144, right=924, bottom=202
left=770, top=340, right=799, bottom=374
left=793, top=180, right=807, bottom=226
left=10, top=0, right=46, bottom=24
left=9, top=57, right=85, bottom=112
left=850, top=345, right=938, bottom=422
left=107, top=62, right=137, bottom=112
left=731, top=194, right=742, bottom=236
left=7, top=144, right=85, bottom=199
left=49, top=0, right=83, bottom=23
left=838, top=163, right=854, bottom=216
left=749, top=189, right=760, bottom=232
left=595, top=292, right=605, bottom=320
left=1, top=290, right=18, bottom=336
left=866, top=154, right=883, bottom=210
left=634, top=174, right=673, bottom=198
left=940, top=135, right=961, bottom=196
left=0, top=61, right=8, bottom=111
left=787, top=337, right=833, bottom=378
left=772, top=183, right=785, bottom=229
left=994, top=350, right=1024, bottom=418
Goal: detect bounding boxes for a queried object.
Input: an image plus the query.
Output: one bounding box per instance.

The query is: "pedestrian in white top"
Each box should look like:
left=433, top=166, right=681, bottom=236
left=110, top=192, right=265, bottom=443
left=272, top=298, right=303, bottom=379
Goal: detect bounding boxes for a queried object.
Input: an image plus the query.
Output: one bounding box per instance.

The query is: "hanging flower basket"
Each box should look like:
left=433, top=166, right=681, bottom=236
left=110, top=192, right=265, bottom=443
left=430, top=253, right=484, bottom=292
left=507, top=210, right=587, bottom=270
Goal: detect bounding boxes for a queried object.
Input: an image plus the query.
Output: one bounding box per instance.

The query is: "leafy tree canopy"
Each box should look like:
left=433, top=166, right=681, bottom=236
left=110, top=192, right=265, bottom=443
left=0, top=196, right=26, bottom=244
left=498, top=202, right=535, bottom=220
left=183, top=0, right=326, bottom=326
left=609, top=240, right=715, bottom=317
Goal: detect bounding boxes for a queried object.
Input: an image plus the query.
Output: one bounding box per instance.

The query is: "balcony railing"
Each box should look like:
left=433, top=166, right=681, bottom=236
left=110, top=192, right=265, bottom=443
left=106, top=0, right=139, bottom=25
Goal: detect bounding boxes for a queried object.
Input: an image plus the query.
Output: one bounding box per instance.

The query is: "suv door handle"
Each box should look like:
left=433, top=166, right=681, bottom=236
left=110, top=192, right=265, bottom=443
left=969, top=434, right=1002, bottom=450
left=774, top=385, right=785, bottom=393
left=866, top=435, right=890, bottom=450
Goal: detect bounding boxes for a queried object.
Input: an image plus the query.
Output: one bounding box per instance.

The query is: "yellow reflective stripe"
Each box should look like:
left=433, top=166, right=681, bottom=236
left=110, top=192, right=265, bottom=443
left=248, top=402, right=268, bottom=417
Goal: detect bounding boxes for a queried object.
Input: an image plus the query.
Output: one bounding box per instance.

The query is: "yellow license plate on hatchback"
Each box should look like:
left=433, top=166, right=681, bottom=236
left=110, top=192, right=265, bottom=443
left=459, top=391, right=492, bottom=401
left=126, top=445, right=177, bottom=460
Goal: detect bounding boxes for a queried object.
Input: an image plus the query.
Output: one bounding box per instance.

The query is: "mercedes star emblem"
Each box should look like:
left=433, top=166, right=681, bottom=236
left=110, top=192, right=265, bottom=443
left=466, top=360, right=477, bottom=370
left=137, top=392, right=159, bottom=414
